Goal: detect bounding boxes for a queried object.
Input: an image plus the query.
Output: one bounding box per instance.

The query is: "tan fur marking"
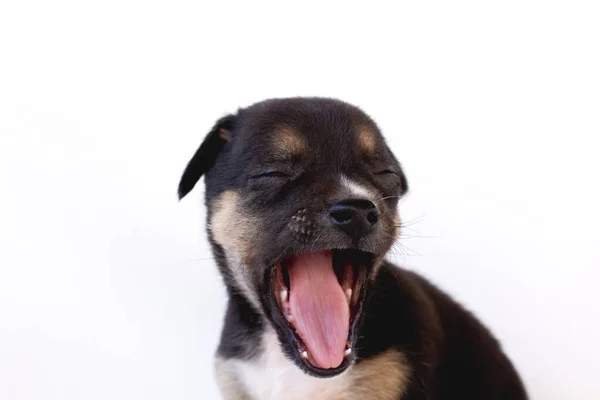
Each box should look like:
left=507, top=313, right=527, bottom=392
left=345, top=350, right=411, bottom=400
left=210, top=191, right=261, bottom=308
left=357, top=127, right=377, bottom=154
left=219, top=128, right=232, bottom=142
left=273, top=127, right=306, bottom=156
left=210, top=191, right=254, bottom=261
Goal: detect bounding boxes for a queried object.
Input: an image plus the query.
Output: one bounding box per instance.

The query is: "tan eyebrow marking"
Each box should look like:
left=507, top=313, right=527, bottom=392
left=357, top=127, right=377, bottom=154
left=272, top=127, right=306, bottom=156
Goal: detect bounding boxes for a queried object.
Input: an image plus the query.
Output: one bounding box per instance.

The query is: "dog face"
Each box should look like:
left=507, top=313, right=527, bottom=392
left=179, top=98, right=407, bottom=377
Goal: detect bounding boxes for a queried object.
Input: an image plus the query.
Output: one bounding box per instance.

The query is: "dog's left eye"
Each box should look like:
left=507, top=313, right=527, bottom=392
left=374, top=169, right=397, bottom=176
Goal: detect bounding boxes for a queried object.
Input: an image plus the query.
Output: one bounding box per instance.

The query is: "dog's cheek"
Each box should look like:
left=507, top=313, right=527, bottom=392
left=211, top=191, right=262, bottom=259
left=209, top=190, right=262, bottom=304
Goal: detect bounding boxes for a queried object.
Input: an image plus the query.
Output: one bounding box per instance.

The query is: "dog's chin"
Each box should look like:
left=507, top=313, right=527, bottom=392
left=262, top=248, right=375, bottom=378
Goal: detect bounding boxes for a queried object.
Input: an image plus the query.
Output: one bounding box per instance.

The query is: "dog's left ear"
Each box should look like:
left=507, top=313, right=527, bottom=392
left=178, top=114, right=236, bottom=199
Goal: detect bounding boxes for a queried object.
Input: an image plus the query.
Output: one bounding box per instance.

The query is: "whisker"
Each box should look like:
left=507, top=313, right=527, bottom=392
left=375, top=195, right=402, bottom=204
left=398, top=214, right=426, bottom=227
left=396, top=242, right=422, bottom=257
left=397, top=225, right=422, bottom=235
left=398, top=234, right=440, bottom=239
left=398, top=191, right=413, bottom=206
left=389, top=242, right=408, bottom=265
left=310, top=232, right=324, bottom=252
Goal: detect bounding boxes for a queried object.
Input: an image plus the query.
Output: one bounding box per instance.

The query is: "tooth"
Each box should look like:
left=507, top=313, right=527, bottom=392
left=345, top=288, right=352, bottom=303
left=344, top=347, right=352, bottom=357
left=280, top=289, right=288, bottom=303
left=287, top=314, right=294, bottom=323
left=301, top=350, right=308, bottom=359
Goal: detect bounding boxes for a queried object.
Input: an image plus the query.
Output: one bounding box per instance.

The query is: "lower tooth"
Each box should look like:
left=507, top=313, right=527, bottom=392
left=344, top=348, right=352, bottom=357
left=345, top=288, right=352, bottom=303
left=287, top=314, right=294, bottom=323
left=280, top=289, right=288, bottom=303
left=301, top=351, right=309, bottom=359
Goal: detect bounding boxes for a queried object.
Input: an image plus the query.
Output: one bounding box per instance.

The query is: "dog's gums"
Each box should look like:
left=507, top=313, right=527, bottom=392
left=271, top=249, right=369, bottom=372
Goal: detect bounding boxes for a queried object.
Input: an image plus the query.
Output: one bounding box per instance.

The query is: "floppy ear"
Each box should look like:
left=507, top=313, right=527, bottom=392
left=178, top=114, right=236, bottom=199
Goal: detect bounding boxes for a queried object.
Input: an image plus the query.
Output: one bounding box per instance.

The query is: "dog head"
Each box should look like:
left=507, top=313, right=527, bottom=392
left=179, top=97, right=408, bottom=377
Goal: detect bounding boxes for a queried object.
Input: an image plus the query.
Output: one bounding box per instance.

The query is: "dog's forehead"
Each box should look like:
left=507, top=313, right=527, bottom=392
left=269, top=125, right=380, bottom=155
left=237, top=102, right=384, bottom=160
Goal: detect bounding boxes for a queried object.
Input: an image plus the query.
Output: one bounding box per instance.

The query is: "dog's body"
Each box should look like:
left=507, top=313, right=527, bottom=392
left=179, top=98, right=527, bottom=399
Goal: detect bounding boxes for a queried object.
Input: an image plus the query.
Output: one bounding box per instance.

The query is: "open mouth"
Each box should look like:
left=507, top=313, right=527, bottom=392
left=270, top=249, right=372, bottom=376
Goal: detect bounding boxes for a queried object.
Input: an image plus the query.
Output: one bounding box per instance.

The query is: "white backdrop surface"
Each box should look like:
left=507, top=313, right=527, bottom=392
left=1, top=1, right=599, bottom=399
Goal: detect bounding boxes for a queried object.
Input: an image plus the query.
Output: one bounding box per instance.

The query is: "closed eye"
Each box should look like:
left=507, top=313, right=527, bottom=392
left=251, top=170, right=290, bottom=179
left=374, top=169, right=397, bottom=176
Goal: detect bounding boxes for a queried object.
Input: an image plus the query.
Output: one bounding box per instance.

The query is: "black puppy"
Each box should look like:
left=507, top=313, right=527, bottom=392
left=178, top=98, right=527, bottom=400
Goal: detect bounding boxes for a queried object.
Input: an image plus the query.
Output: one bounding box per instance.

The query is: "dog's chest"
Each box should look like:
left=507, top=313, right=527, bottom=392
left=234, top=332, right=352, bottom=400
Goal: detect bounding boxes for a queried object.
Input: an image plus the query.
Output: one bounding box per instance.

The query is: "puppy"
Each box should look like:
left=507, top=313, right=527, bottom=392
left=178, top=98, right=527, bottom=400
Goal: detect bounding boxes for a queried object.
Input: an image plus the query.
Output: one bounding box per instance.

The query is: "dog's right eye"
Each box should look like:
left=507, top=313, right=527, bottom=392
left=250, top=170, right=290, bottom=179
left=374, top=169, right=398, bottom=176
left=248, top=170, right=291, bottom=191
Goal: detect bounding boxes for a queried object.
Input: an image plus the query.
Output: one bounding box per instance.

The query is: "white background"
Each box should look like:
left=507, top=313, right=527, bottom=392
left=1, top=1, right=599, bottom=399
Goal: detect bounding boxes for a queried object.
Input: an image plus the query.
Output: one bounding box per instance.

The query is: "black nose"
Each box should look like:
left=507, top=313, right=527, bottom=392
left=329, top=199, right=379, bottom=240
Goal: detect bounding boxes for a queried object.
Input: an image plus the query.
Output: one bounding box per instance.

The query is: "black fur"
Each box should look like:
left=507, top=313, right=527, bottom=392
left=178, top=114, right=236, bottom=199
left=179, top=97, right=528, bottom=399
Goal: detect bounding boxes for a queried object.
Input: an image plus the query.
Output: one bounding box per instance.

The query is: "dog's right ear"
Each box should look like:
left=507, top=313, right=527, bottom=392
left=178, top=114, right=236, bottom=200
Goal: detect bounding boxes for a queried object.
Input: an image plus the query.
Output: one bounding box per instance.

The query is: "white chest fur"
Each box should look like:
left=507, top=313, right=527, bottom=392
left=232, top=331, right=352, bottom=400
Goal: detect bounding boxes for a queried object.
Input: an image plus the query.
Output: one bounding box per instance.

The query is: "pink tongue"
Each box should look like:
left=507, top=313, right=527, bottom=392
left=288, top=251, right=349, bottom=369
